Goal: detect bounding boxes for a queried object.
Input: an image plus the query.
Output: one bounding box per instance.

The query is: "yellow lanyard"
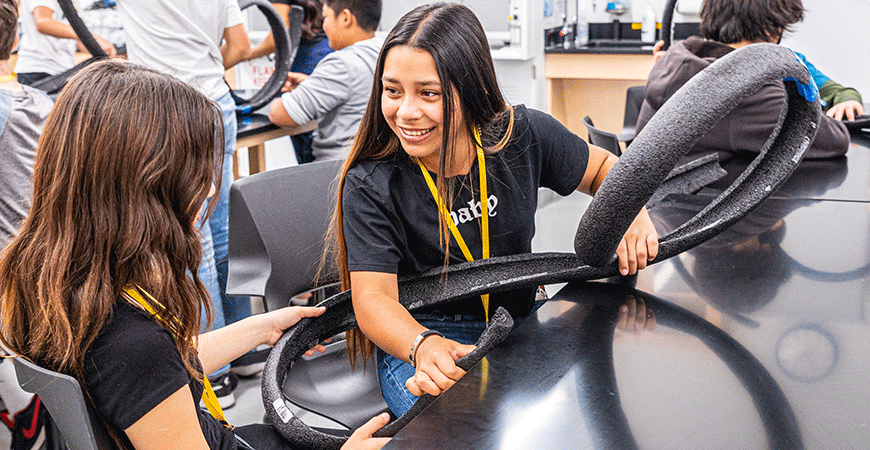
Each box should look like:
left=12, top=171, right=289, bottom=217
left=0, top=73, right=16, bottom=83
left=122, top=286, right=232, bottom=430
left=416, top=128, right=491, bottom=321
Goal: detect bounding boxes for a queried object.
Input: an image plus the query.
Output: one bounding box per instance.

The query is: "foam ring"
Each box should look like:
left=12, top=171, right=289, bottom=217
left=233, top=0, right=295, bottom=113
left=574, top=43, right=821, bottom=266
left=263, top=43, right=821, bottom=448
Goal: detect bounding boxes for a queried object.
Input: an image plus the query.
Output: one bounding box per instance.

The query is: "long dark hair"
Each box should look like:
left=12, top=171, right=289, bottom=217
left=331, top=2, right=514, bottom=365
left=0, top=60, right=222, bottom=385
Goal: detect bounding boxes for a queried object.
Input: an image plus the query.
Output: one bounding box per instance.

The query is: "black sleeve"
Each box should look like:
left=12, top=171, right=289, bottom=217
left=342, top=171, right=404, bottom=274
left=270, top=0, right=292, bottom=5
left=524, top=108, right=589, bottom=196
left=84, top=306, right=191, bottom=431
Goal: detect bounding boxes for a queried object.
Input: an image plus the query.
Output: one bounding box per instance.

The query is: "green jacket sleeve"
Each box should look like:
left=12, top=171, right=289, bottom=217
left=818, top=79, right=863, bottom=112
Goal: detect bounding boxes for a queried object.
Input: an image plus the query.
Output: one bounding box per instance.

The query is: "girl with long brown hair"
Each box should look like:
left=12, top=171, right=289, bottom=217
left=334, top=2, right=659, bottom=418
left=0, top=60, right=388, bottom=450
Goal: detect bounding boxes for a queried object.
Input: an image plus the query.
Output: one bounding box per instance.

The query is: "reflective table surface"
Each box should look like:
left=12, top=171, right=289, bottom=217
left=384, top=134, right=870, bottom=449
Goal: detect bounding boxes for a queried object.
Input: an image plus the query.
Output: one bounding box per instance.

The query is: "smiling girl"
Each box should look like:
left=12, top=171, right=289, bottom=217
left=332, top=2, right=659, bottom=417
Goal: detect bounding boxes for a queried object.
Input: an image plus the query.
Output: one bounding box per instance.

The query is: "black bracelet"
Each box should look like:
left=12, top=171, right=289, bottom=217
left=409, top=330, right=444, bottom=368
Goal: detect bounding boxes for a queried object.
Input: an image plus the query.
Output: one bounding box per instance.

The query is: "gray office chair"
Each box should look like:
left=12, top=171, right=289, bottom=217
left=226, top=160, right=389, bottom=429
left=618, top=86, right=645, bottom=147
left=12, top=355, right=113, bottom=450
left=582, top=115, right=622, bottom=156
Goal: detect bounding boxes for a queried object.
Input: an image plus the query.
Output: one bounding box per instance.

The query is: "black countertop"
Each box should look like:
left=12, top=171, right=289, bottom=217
left=545, top=40, right=655, bottom=55
left=384, top=132, right=870, bottom=449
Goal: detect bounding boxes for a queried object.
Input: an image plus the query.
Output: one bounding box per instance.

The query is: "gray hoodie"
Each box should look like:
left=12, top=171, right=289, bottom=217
left=636, top=36, right=849, bottom=165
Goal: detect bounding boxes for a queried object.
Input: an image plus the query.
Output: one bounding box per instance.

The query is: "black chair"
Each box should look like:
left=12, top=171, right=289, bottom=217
left=582, top=116, right=622, bottom=156
left=11, top=354, right=113, bottom=450
left=618, top=85, right=645, bottom=147
left=226, top=160, right=389, bottom=429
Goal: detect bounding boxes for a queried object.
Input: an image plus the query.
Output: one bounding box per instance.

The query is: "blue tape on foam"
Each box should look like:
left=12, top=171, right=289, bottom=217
left=783, top=50, right=819, bottom=104
left=236, top=105, right=253, bottom=115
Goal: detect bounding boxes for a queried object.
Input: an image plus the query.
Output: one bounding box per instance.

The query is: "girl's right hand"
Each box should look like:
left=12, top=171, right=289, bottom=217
left=341, top=413, right=392, bottom=450
left=405, top=336, right=476, bottom=397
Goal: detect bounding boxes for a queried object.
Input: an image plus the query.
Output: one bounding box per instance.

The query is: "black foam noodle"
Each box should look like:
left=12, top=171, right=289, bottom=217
left=263, top=43, right=821, bottom=447
left=56, top=0, right=107, bottom=58
left=233, top=0, right=296, bottom=112
left=372, top=308, right=514, bottom=438
left=574, top=43, right=821, bottom=266
left=263, top=307, right=513, bottom=449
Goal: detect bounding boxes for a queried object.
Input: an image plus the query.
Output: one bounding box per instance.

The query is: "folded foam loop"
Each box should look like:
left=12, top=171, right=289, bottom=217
left=263, top=43, right=822, bottom=450
left=573, top=42, right=821, bottom=268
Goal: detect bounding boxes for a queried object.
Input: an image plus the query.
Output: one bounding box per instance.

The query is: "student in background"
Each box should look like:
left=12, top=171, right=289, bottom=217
left=248, top=0, right=335, bottom=163
left=15, top=0, right=116, bottom=86
left=0, top=2, right=53, bottom=448
left=268, top=0, right=382, bottom=162
left=638, top=0, right=853, bottom=166
left=113, top=0, right=253, bottom=407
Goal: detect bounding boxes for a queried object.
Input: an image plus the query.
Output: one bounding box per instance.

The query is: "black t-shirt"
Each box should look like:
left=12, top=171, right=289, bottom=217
left=84, top=302, right=237, bottom=449
left=342, top=105, right=589, bottom=319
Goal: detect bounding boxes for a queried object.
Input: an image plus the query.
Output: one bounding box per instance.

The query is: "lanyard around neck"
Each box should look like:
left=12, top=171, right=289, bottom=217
left=416, top=128, right=491, bottom=321
left=122, top=286, right=232, bottom=430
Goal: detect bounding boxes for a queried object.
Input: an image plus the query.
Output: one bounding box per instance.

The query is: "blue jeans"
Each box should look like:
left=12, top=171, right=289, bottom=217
left=198, top=92, right=247, bottom=377
left=377, top=300, right=545, bottom=416
left=211, top=92, right=252, bottom=327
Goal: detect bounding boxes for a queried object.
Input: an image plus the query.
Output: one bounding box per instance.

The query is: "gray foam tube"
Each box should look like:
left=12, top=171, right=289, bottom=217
left=263, top=307, right=513, bottom=449
left=263, top=42, right=821, bottom=447
left=234, top=0, right=295, bottom=113
left=574, top=43, right=820, bottom=266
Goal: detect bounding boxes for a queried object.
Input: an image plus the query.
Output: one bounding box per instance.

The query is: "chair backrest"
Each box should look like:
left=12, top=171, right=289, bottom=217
left=227, top=159, right=343, bottom=311
left=12, top=356, right=114, bottom=450
left=582, top=115, right=622, bottom=156
left=618, top=85, right=645, bottom=145
left=281, top=339, right=388, bottom=429
left=227, top=160, right=390, bottom=426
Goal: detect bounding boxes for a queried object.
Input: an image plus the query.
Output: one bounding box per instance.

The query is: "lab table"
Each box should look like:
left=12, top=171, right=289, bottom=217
left=233, top=99, right=316, bottom=178
left=383, top=133, right=870, bottom=449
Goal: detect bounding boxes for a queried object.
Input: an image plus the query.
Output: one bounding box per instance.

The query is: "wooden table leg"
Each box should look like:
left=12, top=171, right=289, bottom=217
left=248, top=143, right=266, bottom=175
left=232, top=151, right=240, bottom=180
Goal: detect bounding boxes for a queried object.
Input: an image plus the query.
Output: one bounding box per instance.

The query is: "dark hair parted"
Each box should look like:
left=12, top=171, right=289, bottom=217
left=331, top=2, right=514, bottom=366
left=0, top=0, right=17, bottom=60
left=0, top=60, right=222, bottom=386
left=324, top=0, right=381, bottom=32
left=700, top=0, right=804, bottom=44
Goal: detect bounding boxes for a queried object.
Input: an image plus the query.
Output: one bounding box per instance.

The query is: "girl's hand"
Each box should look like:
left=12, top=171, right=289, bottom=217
left=341, top=413, right=392, bottom=450
left=261, top=306, right=326, bottom=347
left=616, top=207, right=659, bottom=275
left=405, top=336, right=475, bottom=397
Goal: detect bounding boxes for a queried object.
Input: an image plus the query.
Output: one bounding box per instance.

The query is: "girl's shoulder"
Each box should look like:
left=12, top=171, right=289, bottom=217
left=345, top=153, right=413, bottom=189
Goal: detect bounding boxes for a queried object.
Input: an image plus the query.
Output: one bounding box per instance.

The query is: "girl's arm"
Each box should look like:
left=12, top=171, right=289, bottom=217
left=126, top=384, right=392, bottom=450
left=32, top=6, right=117, bottom=57
left=577, top=144, right=659, bottom=275
left=124, top=385, right=210, bottom=450
left=196, top=306, right=326, bottom=375
left=351, top=271, right=475, bottom=397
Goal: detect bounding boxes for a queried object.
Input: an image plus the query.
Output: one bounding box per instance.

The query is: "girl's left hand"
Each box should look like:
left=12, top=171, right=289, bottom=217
left=616, top=207, right=659, bottom=275
left=262, top=306, right=326, bottom=347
